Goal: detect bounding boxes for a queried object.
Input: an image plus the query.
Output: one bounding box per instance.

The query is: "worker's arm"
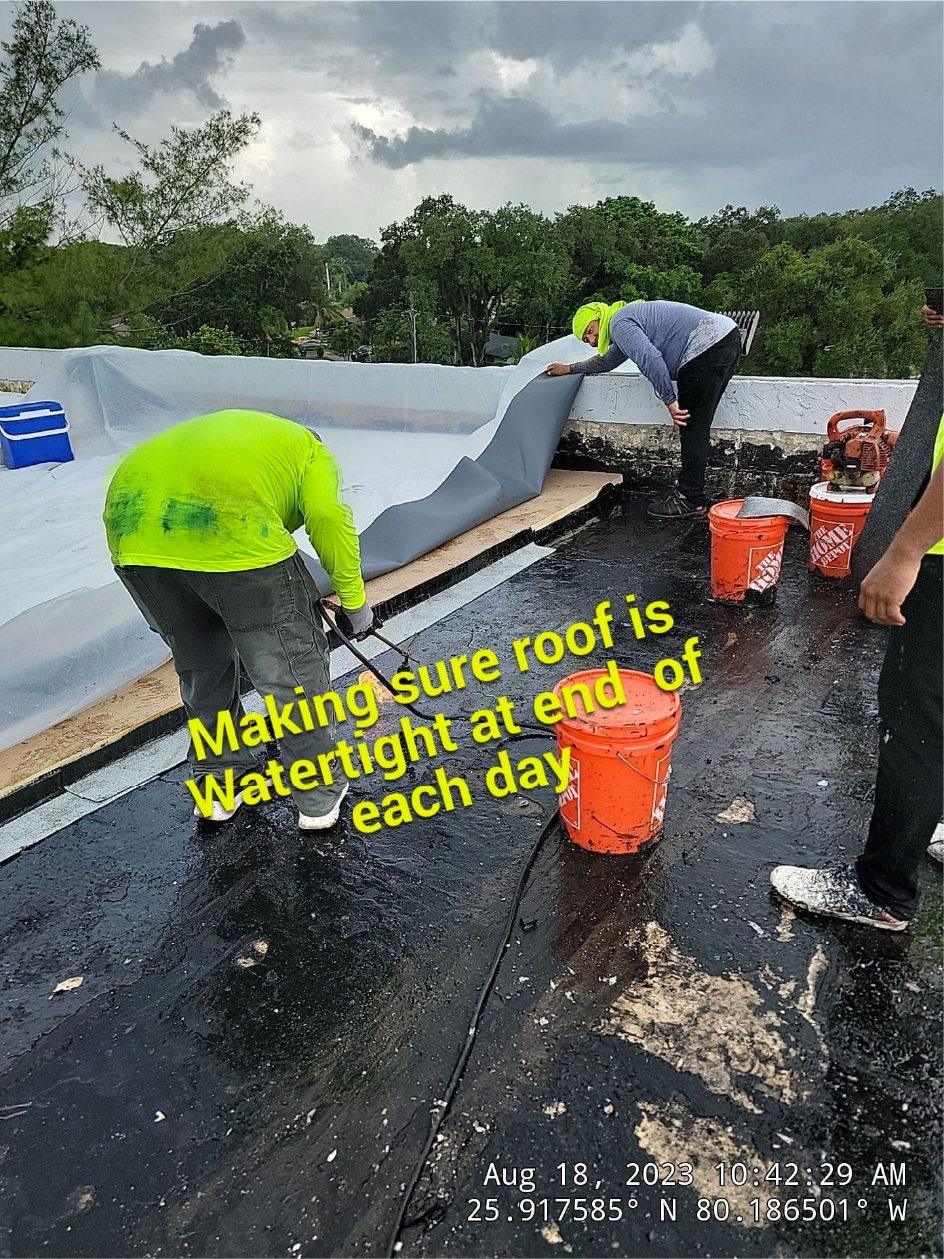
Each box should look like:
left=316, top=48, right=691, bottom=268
left=568, top=344, right=628, bottom=374
left=297, top=445, right=367, bottom=611
left=546, top=345, right=626, bottom=377
left=858, top=459, right=943, bottom=626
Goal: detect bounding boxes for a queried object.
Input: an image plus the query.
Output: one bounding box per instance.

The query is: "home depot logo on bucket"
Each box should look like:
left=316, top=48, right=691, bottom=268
left=748, top=545, right=783, bottom=593
left=559, top=753, right=580, bottom=831
left=810, top=521, right=854, bottom=568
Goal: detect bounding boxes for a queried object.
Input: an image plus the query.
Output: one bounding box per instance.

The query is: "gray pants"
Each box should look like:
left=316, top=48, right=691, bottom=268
left=116, top=554, right=342, bottom=814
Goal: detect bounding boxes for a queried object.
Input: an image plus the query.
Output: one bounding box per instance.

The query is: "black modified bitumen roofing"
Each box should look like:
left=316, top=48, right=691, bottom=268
left=0, top=501, right=940, bottom=1258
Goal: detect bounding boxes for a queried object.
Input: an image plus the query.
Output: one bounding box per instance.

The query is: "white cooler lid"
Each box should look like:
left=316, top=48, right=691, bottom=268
left=809, top=481, right=877, bottom=504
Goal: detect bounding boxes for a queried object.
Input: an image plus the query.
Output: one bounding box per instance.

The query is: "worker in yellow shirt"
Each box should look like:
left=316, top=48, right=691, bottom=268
left=104, top=410, right=372, bottom=830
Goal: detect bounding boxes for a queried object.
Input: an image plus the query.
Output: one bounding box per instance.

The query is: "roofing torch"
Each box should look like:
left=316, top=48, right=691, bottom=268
left=319, top=601, right=551, bottom=740
left=317, top=599, right=433, bottom=721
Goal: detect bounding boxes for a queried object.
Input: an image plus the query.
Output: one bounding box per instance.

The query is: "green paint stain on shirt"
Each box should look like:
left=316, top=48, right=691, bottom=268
left=160, top=497, right=219, bottom=535
left=104, top=486, right=147, bottom=539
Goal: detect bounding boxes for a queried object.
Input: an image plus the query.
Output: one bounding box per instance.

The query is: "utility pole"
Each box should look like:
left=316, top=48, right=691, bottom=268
left=325, top=261, right=331, bottom=296
left=408, top=293, right=418, bottom=364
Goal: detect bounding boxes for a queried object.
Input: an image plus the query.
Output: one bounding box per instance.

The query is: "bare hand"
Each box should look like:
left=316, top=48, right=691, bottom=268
left=858, top=548, right=922, bottom=626
left=668, top=401, right=690, bottom=428
left=546, top=363, right=571, bottom=377
left=922, top=304, right=944, bottom=330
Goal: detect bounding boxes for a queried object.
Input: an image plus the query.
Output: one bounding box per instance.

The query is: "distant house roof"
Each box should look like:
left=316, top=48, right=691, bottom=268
left=485, top=332, right=516, bottom=361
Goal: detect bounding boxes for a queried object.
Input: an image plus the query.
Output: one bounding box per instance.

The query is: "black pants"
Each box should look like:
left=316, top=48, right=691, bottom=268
left=676, top=327, right=742, bottom=503
left=857, top=556, right=943, bottom=919
left=116, top=554, right=343, bottom=814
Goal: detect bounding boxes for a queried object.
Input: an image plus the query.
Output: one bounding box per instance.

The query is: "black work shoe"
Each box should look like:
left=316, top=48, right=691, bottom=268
left=770, top=863, right=908, bottom=932
left=647, top=489, right=707, bottom=519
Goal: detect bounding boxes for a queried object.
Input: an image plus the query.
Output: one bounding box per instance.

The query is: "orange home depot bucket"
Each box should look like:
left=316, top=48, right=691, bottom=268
left=809, top=482, right=874, bottom=578
left=553, top=668, right=681, bottom=855
left=708, top=500, right=790, bottom=604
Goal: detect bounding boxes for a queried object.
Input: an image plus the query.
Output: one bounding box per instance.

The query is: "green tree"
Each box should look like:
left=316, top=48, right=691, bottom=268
left=324, top=233, right=378, bottom=284
left=366, top=195, right=566, bottom=366
left=327, top=319, right=363, bottom=360
left=178, top=324, right=245, bottom=356
left=131, top=321, right=245, bottom=356
left=619, top=263, right=703, bottom=304
left=737, top=237, right=925, bottom=378
left=511, top=332, right=540, bottom=363
left=0, top=237, right=129, bottom=346
left=152, top=210, right=326, bottom=347
left=11, top=110, right=266, bottom=348
left=0, top=0, right=99, bottom=235
left=371, top=303, right=453, bottom=364
left=547, top=195, right=704, bottom=327
left=76, top=110, right=260, bottom=251
left=839, top=188, right=943, bottom=285
left=592, top=196, right=702, bottom=271
left=695, top=205, right=781, bottom=282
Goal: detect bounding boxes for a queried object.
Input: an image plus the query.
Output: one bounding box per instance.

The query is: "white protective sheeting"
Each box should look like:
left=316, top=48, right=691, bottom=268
left=0, top=336, right=616, bottom=752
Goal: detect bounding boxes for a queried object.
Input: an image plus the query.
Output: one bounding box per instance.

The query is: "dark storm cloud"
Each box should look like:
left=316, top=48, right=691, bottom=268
left=352, top=94, right=747, bottom=169
left=347, top=1, right=940, bottom=180
left=343, top=1, right=484, bottom=71
left=94, top=20, right=246, bottom=116
left=352, top=96, right=628, bottom=168
left=487, top=1, right=699, bottom=68
left=42, top=0, right=942, bottom=225
left=256, top=0, right=480, bottom=76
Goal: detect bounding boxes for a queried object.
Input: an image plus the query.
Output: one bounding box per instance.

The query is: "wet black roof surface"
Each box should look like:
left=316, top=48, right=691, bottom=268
left=1, top=503, right=940, bottom=1258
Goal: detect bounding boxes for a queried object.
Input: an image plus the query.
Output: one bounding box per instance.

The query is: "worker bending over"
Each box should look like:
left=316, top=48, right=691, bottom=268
left=547, top=300, right=741, bottom=519
left=104, top=410, right=373, bottom=830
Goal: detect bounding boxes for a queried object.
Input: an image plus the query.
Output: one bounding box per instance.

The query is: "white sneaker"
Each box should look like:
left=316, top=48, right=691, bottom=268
left=193, top=791, right=245, bottom=823
left=299, top=783, right=350, bottom=831
left=192, top=774, right=269, bottom=823
left=770, top=863, right=908, bottom=932
left=928, top=840, right=944, bottom=864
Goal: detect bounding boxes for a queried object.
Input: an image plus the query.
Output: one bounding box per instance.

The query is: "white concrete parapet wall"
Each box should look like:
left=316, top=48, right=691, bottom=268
left=0, top=346, right=65, bottom=390
left=567, top=373, right=917, bottom=434
left=557, top=371, right=920, bottom=500
left=0, top=344, right=918, bottom=436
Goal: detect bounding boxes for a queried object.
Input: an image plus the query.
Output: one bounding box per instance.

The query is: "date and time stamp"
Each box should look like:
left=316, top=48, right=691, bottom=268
left=467, top=1159, right=912, bottom=1229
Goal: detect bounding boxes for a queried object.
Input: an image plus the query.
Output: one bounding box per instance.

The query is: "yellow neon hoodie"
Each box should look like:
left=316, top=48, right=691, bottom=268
left=103, top=410, right=366, bottom=608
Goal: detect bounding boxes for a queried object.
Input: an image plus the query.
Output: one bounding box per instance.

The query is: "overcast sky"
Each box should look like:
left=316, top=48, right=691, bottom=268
left=18, top=0, right=944, bottom=243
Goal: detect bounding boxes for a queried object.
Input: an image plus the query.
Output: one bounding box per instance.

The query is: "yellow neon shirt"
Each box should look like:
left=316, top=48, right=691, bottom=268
left=929, top=414, right=944, bottom=557
left=103, top=410, right=366, bottom=608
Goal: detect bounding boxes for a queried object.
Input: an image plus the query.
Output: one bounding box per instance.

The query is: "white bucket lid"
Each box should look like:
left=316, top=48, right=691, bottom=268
left=809, top=481, right=877, bottom=504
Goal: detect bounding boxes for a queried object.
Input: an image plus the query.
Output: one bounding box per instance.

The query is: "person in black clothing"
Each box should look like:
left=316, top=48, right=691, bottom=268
left=547, top=299, right=742, bottom=518
left=771, top=411, right=944, bottom=930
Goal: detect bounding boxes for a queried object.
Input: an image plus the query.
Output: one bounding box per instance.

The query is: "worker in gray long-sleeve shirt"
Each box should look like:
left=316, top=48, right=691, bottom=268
left=547, top=300, right=742, bottom=518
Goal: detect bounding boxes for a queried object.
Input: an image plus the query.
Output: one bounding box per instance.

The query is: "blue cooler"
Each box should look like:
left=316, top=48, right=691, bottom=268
left=0, top=400, right=73, bottom=469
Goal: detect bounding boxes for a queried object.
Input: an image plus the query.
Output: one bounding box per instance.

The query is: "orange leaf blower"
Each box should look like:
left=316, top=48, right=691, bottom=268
left=820, top=410, right=899, bottom=492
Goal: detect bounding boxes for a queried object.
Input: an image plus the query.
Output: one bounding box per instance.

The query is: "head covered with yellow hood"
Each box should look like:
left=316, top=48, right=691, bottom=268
left=572, top=299, right=641, bottom=356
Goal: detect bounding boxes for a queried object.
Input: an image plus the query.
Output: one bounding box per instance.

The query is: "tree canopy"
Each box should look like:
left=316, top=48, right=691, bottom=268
left=0, top=1, right=938, bottom=376
left=0, top=0, right=99, bottom=234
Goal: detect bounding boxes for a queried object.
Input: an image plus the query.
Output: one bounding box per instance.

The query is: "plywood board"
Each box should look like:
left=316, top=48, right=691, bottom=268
left=0, top=469, right=619, bottom=805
